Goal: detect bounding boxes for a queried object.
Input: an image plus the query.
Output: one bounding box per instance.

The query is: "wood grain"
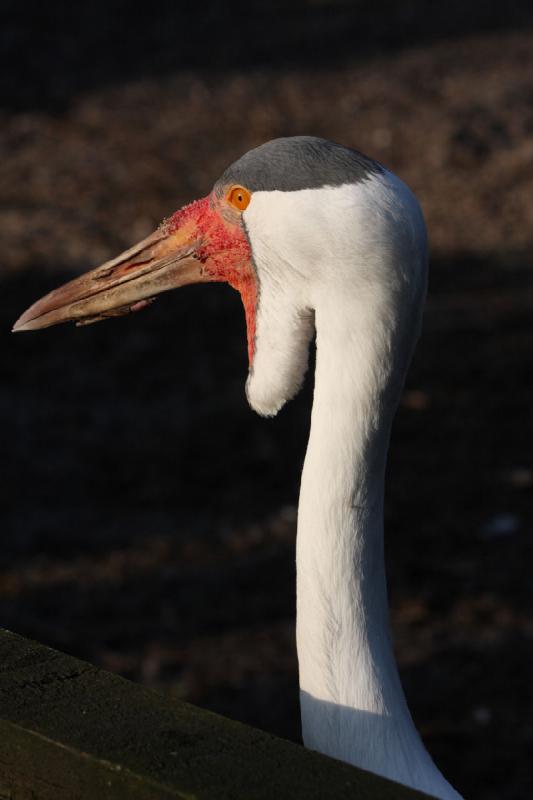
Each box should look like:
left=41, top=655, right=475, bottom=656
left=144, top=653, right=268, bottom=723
left=0, top=629, right=432, bottom=799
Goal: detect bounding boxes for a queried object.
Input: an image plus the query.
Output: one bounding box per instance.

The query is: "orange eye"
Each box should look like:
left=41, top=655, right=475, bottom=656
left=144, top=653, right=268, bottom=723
left=227, top=185, right=251, bottom=211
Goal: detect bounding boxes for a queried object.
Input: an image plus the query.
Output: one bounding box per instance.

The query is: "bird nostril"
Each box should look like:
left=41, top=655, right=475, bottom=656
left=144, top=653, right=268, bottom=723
left=121, top=259, right=152, bottom=272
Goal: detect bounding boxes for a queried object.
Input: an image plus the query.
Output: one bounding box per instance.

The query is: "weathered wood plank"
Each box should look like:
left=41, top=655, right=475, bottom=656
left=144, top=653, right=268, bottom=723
left=0, top=629, right=432, bottom=799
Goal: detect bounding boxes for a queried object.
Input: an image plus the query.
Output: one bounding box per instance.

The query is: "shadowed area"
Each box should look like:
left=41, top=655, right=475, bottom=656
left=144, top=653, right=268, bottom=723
left=2, top=7, right=532, bottom=799
left=2, top=253, right=532, bottom=798
left=0, top=629, right=434, bottom=800
left=3, top=0, right=533, bottom=112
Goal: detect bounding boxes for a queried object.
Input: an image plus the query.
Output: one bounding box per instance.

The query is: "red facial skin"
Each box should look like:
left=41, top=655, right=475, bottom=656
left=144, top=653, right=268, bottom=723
left=166, top=193, right=258, bottom=364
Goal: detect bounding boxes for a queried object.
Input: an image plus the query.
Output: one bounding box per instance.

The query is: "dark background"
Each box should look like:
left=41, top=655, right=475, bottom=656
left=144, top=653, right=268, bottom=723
left=2, top=2, right=533, bottom=797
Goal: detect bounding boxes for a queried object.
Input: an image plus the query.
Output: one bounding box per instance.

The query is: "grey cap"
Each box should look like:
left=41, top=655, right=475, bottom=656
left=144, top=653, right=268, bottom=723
left=215, top=136, right=382, bottom=194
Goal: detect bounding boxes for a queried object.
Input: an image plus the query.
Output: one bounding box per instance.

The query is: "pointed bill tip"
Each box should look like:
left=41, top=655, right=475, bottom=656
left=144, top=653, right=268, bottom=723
left=12, top=306, right=44, bottom=333
left=12, top=320, right=42, bottom=333
left=12, top=321, right=27, bottom=333
left=12, top=288, right=69, bottom=332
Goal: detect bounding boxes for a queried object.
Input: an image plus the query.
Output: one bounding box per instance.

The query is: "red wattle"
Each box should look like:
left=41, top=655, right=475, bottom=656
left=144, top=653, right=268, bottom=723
left=168, top=197, right=258, bottom=364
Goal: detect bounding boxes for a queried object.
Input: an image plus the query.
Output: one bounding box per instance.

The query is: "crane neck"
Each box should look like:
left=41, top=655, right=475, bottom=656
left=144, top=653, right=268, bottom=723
left=296, top=286, right=461, bottom=799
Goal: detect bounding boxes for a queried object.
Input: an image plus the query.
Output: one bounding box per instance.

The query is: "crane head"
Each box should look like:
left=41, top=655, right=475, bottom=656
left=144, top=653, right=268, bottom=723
left=13, top=137, right=425, bottom=417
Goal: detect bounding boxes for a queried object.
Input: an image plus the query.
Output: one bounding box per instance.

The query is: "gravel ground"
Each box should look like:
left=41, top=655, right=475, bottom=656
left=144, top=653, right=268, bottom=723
left=1, top=7, right=533, bottom=798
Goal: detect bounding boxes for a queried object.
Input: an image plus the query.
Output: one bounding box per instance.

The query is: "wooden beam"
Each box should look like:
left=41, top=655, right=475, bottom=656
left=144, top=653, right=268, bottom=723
left=0, top=629, right=432, bottom=799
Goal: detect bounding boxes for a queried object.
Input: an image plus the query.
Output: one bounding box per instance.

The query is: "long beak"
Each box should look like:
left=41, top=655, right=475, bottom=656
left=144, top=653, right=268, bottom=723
left=13, top=225, right=209, bottom=332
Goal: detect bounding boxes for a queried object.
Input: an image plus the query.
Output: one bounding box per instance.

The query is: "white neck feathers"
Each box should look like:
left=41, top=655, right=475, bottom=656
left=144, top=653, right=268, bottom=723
left=297, top=288, right=461, bottom=798
left=245, top=176, right=461, bottom=799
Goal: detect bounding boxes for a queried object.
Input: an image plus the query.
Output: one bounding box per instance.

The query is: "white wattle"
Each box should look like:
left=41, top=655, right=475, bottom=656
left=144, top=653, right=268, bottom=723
left=245, top=175, right=462, bottom=799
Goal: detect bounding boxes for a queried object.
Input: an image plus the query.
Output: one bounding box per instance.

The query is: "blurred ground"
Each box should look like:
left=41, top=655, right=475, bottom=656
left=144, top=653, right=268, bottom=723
left=1, top=4, right=533, bottom=799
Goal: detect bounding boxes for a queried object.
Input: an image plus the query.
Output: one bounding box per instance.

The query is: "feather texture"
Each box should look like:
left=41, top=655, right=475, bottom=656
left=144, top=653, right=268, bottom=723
left=244, top=171, right=462, bottom=799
